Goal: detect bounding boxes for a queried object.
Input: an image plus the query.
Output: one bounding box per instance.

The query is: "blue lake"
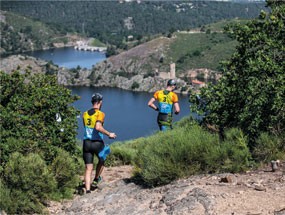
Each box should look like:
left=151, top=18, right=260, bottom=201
left=26, top=47, right=191, bottom=143
left=70, top=86, right=191, bottom=144
left=25, top=47, right=106, bottom=69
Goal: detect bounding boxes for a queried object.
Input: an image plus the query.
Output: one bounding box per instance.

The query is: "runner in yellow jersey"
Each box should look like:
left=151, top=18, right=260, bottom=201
left=148, top=79, right=180, bottom=131
left=82, top=93, right=116, bottom=194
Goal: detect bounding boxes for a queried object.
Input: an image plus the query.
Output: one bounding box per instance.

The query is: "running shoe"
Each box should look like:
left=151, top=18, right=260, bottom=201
left=92, top=176, right=103, bottom=186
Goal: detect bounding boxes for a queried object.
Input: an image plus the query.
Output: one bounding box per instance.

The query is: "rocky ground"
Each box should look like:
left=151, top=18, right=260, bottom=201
left=47, top=163, right=285, bottom=215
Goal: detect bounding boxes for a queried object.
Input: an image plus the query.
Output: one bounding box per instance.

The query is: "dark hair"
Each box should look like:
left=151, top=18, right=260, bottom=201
left=91, top=93, right=103, bottom=104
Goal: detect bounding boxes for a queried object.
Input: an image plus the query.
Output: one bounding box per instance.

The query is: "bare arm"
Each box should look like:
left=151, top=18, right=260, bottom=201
left=148, top=97, right=159, bottom=111
left=95, top=121, right=116, bottom=139
left=174, top=102, right=180, bottom=114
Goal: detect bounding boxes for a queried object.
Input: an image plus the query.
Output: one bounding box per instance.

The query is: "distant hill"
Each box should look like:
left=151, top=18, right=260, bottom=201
left=0, top=10, right=79, bottom=56
left=1, top=19, right=242, bottom=93
left=1, top=1, right=266, bottom=47
left=165, top=30, right=238, bottom=73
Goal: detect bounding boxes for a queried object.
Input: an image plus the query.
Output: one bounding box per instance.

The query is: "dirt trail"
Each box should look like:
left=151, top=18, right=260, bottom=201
left=48, top=163, right=285, bottom=215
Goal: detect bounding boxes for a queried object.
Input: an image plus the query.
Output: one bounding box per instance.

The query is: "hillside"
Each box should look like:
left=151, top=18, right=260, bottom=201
left=0, top=10, right=79, bottom=56
left=1, top=1, right=266, bottom=46
left=166, top=31, right=238, bottom=73
left=71, top=28, right=238, bottom=92
left=0, top=27, right=236, bottom=93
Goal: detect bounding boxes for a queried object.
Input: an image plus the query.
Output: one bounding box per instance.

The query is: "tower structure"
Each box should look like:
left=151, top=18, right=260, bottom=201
left=170, top=63, right=176, bottom=79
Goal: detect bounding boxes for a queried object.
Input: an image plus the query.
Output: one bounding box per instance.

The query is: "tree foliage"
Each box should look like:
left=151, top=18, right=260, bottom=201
left=189, top=1, right=285, bottom=146
left=1, top=1, right=266, bottom=47
left=0, top=71, right=80, bottom=163
left=0, top=71, right=82, bottom=213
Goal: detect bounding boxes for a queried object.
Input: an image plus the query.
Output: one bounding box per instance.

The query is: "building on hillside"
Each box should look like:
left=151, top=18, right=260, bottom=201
left=158, top=63, right=176, bottom=80
left=191, top=79, right=206, bottom=89
left=124, top=17, right=134, bottom=30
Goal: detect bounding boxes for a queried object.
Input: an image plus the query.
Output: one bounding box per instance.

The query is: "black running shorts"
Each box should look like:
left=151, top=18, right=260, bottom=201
left=83, top=139, right=104, bottom=164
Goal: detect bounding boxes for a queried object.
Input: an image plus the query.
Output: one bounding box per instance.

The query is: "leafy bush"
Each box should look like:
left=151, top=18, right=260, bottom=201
left=0, top=180, right=13, bottom=214
left=134, top=126, right=251, bottom=187
left=252, top=132, right=285, bottom=163
left=189, top=2, right=285, bottom=147
left=50, top=148, right=82, bottom=199
left=0, top=71, right=80, bottom=165
left=0, top=71, right=82, bottom=213
left=3, top=152, right=57, bottom=214
left=219, top=128, right=252, bottom=172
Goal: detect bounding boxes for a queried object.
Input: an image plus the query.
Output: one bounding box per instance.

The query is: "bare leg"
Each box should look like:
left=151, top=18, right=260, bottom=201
left=84, top=164, right=93, bottom=191
left=95, top=161, right=104, bottom=180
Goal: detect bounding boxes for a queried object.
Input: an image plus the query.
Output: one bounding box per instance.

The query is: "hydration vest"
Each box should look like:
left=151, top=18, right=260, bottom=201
left=154, top=90, right=178, bottom=115
left=83, top=108, right=105, bottom=141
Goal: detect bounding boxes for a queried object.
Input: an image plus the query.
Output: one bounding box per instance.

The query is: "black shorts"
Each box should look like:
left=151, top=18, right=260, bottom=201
left=83, top=139, right=104, bottom=164
left=157, top=113, right=173, bottom=126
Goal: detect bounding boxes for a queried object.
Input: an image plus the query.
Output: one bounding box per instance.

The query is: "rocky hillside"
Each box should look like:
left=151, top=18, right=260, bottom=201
left=58, top=35, right=220, bottom=93
left=0, top=39, right=190, bottom=94
left=1, top=34, right=221, bottom=93
left=47, top=163, right=285, bottom=215
left=67, top=36, right=189, bottom=93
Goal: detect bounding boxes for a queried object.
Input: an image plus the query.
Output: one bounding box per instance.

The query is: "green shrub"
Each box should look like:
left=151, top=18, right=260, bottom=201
left=106, top=143, right=137, bottom=166
left=131, top=81, right=140, bottom=89
left=50, top=148, right=81, bottom=199
left=219, top=128, right=252, bottom=172
left=134, top=126, right=251, bottom=187
left=0, top=180, right=13, bottom=214
left=252, top=132, right=285, bottom=163
left=0, top=71, right=80, bottom=165
left=3, top=152, right=57, bottom=214
left=188, top=4, right=285, bottom=147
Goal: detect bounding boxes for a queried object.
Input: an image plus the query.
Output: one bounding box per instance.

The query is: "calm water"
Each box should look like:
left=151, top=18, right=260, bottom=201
left=25, top=47, right=106, bottom=69
left=26, top=47, right=191, bottom=143
left=70, top=87, right=191, bottom=144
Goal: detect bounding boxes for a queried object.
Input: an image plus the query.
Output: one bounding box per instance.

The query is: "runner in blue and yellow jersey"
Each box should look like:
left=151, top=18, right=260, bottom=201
left=148, top=79, right=180, bottom=131
left=82, top=93, right=116, bottom=194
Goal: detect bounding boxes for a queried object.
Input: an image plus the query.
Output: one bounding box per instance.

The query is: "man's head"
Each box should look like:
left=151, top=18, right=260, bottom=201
left=91, top=93, right=103, bottom=105
left=167, top=79, right=177, bottom=91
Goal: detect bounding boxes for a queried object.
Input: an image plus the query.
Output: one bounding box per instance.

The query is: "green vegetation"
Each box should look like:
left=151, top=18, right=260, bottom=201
left=201, top=18, right=249, bottom=32
left=108, top=116, right=284, bottom=187
left=166, top=31, right=238, bottom=72
left=189, top=1, right=285, bottom=147
left=0, top=1, right=283, bottom=213
left=135, top=125, right=251, bottom=187
left=107, top=116, right=284, bottom=187
left=131, top=81, right=140, bottom=90
left=107, top=1, right=285, bottom=187
left=90, top=38, right=106, bottom=47
left=1, top=1, right=266, bottom=48
left=0, top=11, right=61, bottom=55
left=0, top=71, right=83, bottom=214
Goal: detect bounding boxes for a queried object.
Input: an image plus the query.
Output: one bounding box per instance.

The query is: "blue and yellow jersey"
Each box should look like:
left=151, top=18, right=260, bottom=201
left=83, top=109, right=105, bottom=141
left=154, top=90, right=178, bottom=114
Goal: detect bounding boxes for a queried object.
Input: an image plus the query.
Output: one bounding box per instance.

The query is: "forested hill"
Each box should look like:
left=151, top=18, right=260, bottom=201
left=1, top=1, right=266, bottom=46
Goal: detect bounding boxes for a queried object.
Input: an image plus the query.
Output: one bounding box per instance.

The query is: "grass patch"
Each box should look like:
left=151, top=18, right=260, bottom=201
left=165, top=32, right=237, bottom=72
left=90, top=38, right=106, bottom=47
left=5, top=11, right=57, bottom=43
left=203, top=18, right=249, bottom=32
